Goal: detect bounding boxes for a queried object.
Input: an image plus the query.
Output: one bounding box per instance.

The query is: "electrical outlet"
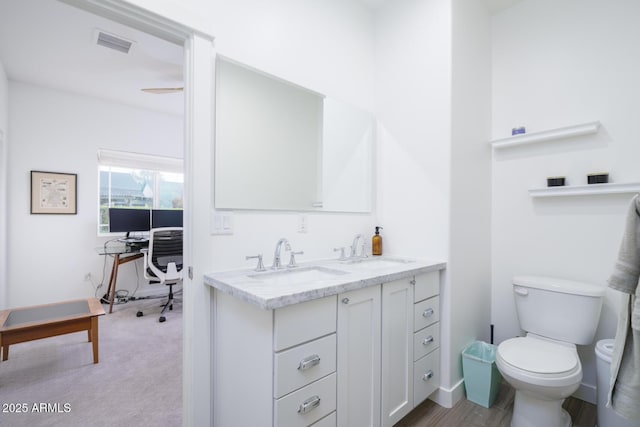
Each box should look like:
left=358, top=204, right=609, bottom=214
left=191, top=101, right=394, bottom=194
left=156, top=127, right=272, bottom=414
left=84, top=273, right=92, bottom=282
left=297, top=214, right=308, bottom=233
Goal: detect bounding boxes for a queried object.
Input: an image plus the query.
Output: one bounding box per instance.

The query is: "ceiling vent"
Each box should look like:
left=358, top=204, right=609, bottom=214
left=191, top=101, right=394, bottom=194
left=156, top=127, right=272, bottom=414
left=95, top=30, right=133, bottom=54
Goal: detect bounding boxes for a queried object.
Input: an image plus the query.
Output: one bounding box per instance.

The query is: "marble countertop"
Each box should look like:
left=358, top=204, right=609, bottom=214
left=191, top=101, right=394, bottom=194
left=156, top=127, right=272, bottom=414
left=204, top=256, right=446, bottom=310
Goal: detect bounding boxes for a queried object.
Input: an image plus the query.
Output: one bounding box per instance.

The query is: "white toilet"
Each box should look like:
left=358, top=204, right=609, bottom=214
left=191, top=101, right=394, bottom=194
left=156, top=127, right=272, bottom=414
left=496, top=276, right=604, bottom=427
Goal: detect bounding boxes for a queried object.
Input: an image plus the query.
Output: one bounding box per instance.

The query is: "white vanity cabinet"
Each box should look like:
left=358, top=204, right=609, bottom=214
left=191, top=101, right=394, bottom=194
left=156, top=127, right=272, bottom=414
left=336, top=271, right=441, bottom=427
left=412, top=272, right=441, bottom=407
left=208, top=260, right=444, bottom=427
left=213, top=293, right=338, bottom=427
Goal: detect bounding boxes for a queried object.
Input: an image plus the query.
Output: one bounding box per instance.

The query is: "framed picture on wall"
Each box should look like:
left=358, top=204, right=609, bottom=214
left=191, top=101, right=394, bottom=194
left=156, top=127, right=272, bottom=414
left=30, top=170, right=77, bottom=215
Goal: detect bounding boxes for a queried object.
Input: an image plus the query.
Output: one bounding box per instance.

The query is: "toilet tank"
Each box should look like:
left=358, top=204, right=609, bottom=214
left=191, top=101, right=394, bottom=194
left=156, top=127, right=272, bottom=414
left=512, top=276, right=604, bottom=345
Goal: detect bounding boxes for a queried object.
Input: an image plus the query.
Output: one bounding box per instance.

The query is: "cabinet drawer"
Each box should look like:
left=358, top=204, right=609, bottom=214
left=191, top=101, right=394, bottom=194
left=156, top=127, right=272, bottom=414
left=414, top=271, right=439, bottom=302
left=413, top=350, right=440, bottom=407
left=413, top=323, right=439, bottom=362
left=310, top=411, right=336, bottom=427
left=275, top=373, right=337, bottom=427
left=414, top=296, right=439, bottom=332
left=275, top=296, right=337, bottom=351
left=275, top=334, right=337, bottom=398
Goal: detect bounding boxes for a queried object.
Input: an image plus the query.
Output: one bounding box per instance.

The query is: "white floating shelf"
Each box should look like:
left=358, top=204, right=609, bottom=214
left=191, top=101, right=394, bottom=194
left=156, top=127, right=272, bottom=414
left=529, top=182, right=640, bottom=198
left=490, top=121, right=601, bottom=149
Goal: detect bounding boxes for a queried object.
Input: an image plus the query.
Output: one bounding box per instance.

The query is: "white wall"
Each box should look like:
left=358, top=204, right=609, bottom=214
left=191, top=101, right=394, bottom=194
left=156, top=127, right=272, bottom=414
left=207, top=0, right=374, bottom=111
left=447, top=0, right=492, bottom=404
left=0, top=59, right=8, bottom=309
left=375, top=0, right=451, bottom=260
left=374, top=0, right=453, bottom=404
left=375, top=0, right=492, bottom=408
left=491, top=0, right=640, bottom=403
left=7, top=82, right=183, bottom=306
left=195, top=0, right=378, bottom=273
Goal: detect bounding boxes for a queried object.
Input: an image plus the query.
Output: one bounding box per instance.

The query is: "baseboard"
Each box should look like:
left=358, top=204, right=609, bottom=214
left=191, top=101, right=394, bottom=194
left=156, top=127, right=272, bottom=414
left=428, top=379, right=596, bottom=408
left=429, top=379, right=466, bottom=408
left=573, top=382, right=597, bottom=405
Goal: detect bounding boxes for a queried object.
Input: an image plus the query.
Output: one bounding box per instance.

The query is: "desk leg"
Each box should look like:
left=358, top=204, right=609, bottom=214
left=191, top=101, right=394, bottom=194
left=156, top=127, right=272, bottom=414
left=108, top=254, right=120, bottom=314
left=91, top=316, right=99, bottom=364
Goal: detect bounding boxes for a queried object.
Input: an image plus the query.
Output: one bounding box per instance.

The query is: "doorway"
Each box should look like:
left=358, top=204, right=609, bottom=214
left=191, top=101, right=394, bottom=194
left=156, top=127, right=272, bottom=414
left=0, top=0, right=215, bottom=424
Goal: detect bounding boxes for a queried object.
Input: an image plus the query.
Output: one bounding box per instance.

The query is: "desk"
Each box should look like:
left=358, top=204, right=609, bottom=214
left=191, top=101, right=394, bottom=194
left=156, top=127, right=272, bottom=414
left=96, top=244, right=144, bottom=314
left=0, top=298, right=105, bottom=363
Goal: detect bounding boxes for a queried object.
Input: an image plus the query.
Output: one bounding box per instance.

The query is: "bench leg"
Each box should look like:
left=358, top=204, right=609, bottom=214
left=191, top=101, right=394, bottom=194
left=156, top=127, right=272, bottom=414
left=2, top=344, right=8, bottom=361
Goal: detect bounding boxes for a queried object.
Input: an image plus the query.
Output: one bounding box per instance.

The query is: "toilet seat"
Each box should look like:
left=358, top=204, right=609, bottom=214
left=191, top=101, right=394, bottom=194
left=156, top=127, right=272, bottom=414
left=497, top=337, right=581, bottom=387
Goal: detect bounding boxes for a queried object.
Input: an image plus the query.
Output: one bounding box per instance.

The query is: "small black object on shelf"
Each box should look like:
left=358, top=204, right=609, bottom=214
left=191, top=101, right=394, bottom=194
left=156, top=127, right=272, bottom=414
left=547, top=176, right=566, bottom=187
left=588, top=173, right=608, bottom=184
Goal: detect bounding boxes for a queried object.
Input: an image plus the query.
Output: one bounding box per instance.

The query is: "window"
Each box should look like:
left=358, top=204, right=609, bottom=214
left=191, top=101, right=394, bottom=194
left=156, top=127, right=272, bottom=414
left=98, top=149, right=183, bottom=233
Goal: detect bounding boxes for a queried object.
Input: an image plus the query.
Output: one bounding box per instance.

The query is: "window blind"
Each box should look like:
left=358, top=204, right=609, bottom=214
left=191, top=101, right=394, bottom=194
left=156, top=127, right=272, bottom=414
left=97, top=149, right=183, bottom=173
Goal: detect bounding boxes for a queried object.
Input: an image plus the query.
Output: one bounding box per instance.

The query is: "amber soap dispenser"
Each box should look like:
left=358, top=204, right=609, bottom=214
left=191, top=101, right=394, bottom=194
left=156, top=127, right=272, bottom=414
left=372, top=226, right=383, bottom=256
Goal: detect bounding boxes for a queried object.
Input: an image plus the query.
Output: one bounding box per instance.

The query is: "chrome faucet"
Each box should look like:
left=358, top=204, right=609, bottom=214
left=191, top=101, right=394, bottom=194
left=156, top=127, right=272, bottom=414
left=350, top=234, right=367, bottom=259
left=272, top=238, right=291, bottom=270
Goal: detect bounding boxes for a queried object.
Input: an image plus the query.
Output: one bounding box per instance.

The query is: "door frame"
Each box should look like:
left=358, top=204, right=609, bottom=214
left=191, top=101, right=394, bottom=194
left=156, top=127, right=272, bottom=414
left=60, top=1, right=216, bottom=425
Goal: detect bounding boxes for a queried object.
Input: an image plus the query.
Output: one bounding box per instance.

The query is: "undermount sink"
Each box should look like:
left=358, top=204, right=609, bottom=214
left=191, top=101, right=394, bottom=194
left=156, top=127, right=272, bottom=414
left=341, top=257, right=415, bottom=270
left=248, top=265, right=348, bottom=286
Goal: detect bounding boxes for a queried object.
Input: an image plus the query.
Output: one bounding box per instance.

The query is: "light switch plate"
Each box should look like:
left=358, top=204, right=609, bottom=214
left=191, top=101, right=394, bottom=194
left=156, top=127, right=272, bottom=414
left=210, top=211, right=234, bottom=235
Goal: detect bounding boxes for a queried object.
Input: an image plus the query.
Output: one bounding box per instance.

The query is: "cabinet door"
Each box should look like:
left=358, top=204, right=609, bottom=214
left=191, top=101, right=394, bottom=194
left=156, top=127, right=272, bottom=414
left=381, top=279, right=414, bottom=427
left=337, top=285, right=381, bottom=427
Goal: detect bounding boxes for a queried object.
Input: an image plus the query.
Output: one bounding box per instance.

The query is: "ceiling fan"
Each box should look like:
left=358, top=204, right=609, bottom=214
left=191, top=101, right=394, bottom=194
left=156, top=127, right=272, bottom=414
left=141, top=87, right=183, bottom=94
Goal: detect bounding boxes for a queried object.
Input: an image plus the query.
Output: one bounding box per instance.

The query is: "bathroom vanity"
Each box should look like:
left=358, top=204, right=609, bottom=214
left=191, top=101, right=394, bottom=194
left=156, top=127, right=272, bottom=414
left=204, top=256, right=445, bottom=427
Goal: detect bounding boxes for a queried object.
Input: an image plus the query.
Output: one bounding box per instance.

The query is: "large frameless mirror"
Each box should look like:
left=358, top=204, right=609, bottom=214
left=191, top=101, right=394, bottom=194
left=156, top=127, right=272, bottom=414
left=214, top=57, right=373, bottom=213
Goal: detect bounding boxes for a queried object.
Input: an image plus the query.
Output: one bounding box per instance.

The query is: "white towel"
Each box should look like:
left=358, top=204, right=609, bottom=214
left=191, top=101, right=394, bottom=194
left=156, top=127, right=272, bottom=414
left=607, top=194, right=640, bottom=420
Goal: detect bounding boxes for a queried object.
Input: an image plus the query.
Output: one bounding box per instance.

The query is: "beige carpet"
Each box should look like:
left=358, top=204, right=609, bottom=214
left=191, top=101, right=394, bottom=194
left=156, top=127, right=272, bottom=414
left=0, top=298, right=182, bottom=427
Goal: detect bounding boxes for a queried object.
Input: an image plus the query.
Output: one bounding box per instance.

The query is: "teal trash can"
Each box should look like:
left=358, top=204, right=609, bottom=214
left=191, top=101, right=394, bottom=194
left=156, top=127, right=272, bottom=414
left=462, top=341, right=501, bottom=408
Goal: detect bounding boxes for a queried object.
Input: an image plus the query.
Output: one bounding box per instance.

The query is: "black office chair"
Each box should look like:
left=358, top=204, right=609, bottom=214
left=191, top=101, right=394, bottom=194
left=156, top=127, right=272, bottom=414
left=138, top=227, right=183, bottom=322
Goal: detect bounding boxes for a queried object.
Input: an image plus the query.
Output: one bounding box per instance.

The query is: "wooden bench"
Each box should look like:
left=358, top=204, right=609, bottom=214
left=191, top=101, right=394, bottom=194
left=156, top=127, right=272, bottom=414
left=0, top=298, right=105, bottom=364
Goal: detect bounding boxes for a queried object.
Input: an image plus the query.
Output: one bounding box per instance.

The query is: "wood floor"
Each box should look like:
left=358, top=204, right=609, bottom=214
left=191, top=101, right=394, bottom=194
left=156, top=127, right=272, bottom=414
left=395, top=381, right=597, bottom=427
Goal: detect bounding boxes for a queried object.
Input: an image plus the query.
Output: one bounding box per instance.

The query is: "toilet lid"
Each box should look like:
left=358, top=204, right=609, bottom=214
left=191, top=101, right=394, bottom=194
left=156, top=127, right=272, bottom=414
left=499, top=337, right=578, bottom=374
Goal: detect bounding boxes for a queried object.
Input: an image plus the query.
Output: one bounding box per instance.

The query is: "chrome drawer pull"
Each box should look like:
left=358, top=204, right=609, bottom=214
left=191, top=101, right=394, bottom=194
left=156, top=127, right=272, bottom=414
left=298, top=395, right=321, bottom=414
left=298, top=354, right=321, bottom=371
left=422, top=370, right=434, bottom=381
left=422, top=336, right=434, bottom=345
left=422, top=308, right=435, bottom=318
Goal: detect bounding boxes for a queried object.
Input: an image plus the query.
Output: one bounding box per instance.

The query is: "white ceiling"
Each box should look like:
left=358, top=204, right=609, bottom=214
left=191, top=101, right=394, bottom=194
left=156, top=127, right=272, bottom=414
left=0, top=0, right=184, bottom=116
left=0, top=0, right=523, bottom=119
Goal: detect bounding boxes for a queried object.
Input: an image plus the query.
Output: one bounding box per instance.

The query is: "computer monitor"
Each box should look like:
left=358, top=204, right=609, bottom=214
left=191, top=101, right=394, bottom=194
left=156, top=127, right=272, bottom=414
left=151, top=209, right=183, bottom=228
left=108, top=208, right=151, bottom=236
